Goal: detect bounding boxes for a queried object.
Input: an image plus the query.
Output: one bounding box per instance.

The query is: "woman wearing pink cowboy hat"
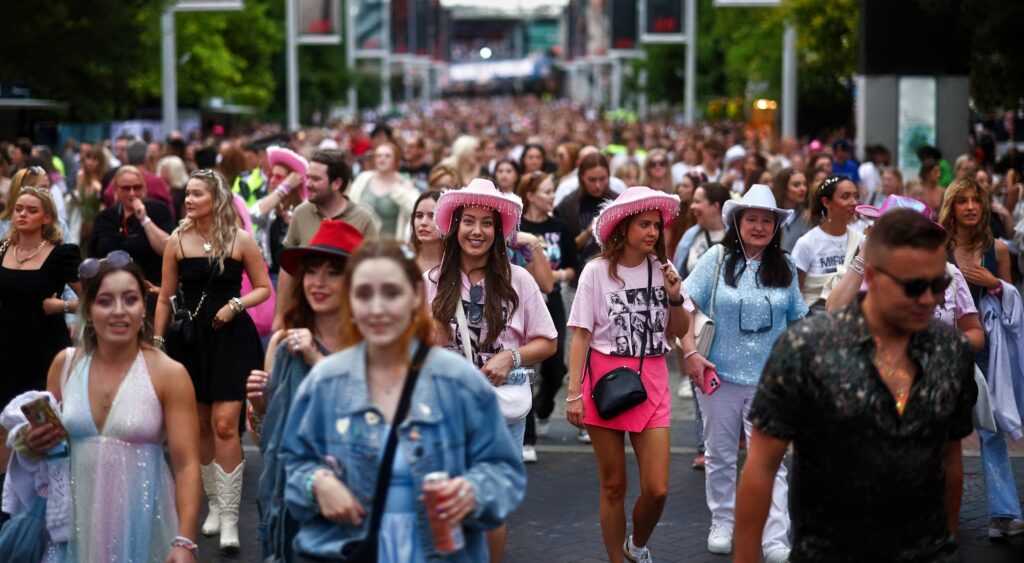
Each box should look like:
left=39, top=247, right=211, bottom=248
left=423, top=177, right=557, bottom=563
left=247, top=145, right=308, bottom=273
left=564, top=185, right=691, bottom=563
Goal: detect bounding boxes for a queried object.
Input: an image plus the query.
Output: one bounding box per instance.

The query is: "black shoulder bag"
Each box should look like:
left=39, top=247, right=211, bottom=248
left=165, top=267, right=216, bottom=351
left=337, top=343, right=431, bottom=563
left=584, top=258, right=651, bottom=419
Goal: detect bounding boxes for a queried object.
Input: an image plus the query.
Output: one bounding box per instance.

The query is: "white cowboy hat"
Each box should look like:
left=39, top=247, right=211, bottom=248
left=721, top=184, right=793, bottom=227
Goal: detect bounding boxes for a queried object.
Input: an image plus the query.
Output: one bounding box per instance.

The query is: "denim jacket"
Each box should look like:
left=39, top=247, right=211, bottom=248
left=280, top=340, right=526, bottom=561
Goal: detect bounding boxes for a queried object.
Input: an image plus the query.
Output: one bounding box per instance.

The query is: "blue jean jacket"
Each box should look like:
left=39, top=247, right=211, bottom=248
left=280, top=340, right=526, bottom=561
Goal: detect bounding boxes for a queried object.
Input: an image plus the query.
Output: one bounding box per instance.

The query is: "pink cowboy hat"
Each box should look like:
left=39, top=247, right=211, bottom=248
left=594, top=186, right=680, bottom=249
left=267, top=145, right=309, bottom=200
left=434, top=178, right=523, bottom=242
left=855, top=194, right=929, bottom=220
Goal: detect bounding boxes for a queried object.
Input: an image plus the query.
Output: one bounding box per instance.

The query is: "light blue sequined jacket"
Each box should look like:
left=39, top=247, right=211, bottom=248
left=280, top=340, right=526, bottom=561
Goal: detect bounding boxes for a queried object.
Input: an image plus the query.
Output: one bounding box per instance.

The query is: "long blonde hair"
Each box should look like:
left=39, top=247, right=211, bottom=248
left=940, top=177, right=993, bottom=253
left=1, top=186, right=63, bottom=246
left=176, top=169, right=238, bottom=273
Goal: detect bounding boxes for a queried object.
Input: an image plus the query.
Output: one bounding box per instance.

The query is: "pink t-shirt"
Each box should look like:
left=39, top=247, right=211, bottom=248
left=568, top=257, right=693, bottom=357
left=423, top=264, right=557, bottom=368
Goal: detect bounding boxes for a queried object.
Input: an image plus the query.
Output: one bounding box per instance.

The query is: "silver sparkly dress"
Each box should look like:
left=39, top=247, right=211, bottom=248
left=62, top=352, right=178, bottom=562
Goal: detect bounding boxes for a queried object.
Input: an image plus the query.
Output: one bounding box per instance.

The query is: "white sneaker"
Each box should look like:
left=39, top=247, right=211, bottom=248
left=707, top=524, right=733, bottom=554
left=623, top=535, right=653, bottom=563
left=765, top=547, right=791, bottom=563
left=522, top=445, right=538, bottom=463
left=535, top=418, right=551, bottom=437
left=677, top=382, right=693, bottom=398
left=577, top=429, right=591, bottom=443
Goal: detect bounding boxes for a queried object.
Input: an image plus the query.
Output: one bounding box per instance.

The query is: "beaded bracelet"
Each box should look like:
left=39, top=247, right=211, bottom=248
left=171, top=536, right=199, bottom=559
left=509, top=348, right=522, bottom=369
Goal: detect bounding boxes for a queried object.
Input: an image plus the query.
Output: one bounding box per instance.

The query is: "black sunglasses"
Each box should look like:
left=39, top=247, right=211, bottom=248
left=468, top=285, right=484, bottom=324
left=79, top=250, right=132, bottom=280
left=873, top=265, right=951, bottom=298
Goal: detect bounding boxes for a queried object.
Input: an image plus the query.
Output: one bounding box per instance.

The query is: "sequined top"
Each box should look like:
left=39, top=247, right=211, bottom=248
left=749, top=299, right=977, bottom=562
left=682, top=245, right=808, bottom=385
left=62, top=351, right=178, bottom=562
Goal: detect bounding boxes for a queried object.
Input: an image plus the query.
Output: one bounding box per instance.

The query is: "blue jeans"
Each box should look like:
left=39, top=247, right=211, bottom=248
left=507, top=418, right=526, bottom=448
left=979, top=427, right=1023, bottom=519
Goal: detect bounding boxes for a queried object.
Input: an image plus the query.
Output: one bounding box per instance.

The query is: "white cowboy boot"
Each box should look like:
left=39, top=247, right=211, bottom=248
left=218, top=460, right=245, bottom=553
left=200, top=463, right=221, bottom=536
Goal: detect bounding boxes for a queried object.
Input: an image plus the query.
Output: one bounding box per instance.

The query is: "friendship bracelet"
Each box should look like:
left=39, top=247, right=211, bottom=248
left=170, top=536, right=199, bottom=559
left=275, top=184, right=292, bottom=198
left=565, top=393, right=583, bottom=402
left=140, top=216, right=152, bottom=227
left=509, top=348, right=522, bottom=369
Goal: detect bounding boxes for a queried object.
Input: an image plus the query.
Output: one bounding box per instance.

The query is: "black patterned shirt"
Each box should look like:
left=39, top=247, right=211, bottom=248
left=750, top=299, right=977, bottom=563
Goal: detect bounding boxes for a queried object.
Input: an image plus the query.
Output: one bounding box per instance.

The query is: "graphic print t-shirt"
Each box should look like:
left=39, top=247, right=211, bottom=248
left=568, top=257, right=692, bottom=357
left=423, top=264, right=557, bottom=369
left=792, top=226, right=849, bottom=276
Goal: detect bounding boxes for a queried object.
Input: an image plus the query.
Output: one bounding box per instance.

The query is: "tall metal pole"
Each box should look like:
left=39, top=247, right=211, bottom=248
left=161, top=8, right=177, bottom=135
left=782, top=23, right=797, bottom=137
left=381, top=0, right=392, bottom=112
left=611, top=57, right=622, bottom=110
left=684, top=0, right=696, bottom=125
left=285, top=0, right=300, bottom=130
left=347, top=0, right=358, bottom=116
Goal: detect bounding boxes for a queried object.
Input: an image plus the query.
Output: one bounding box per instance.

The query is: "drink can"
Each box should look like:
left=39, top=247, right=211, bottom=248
left=422, top=471, right=466, bottom=553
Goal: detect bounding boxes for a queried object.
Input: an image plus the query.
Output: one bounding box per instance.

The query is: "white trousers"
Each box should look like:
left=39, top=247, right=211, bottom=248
left=697, top=380, right=790, bottom=553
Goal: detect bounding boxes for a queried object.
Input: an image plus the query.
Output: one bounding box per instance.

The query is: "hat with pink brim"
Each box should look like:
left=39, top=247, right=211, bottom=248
left=434, top=178, right=523, bottom=241
left=594, top=186, right=681, bottom=249
left=267, top=145, right=309, bottom=200
left=855, top=194, right=930, bottom=220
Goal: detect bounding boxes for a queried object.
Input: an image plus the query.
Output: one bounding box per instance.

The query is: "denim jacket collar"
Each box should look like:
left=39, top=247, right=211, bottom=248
left=338, top=339, right=443, bottom=426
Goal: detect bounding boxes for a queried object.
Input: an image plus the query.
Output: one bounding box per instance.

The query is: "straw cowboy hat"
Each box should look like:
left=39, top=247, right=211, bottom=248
left=594, top=186, right=680, bottom=249
left=434, top=178, right=523, bottom=242
left=721, top=184, right=793, bottom=227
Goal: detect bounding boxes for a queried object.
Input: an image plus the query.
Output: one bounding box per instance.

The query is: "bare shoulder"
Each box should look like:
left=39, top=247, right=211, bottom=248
left=995, top=239, right=1010, bottom=257
left=142, top=348, right=191, bottom=392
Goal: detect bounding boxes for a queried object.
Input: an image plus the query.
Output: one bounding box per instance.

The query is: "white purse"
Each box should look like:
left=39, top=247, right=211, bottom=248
left=694, top=245, right=725, bottom=356
left=455, top=298, right=532, bottom=422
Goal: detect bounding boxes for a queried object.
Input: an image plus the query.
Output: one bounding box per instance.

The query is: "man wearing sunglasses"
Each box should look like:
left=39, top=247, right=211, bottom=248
left=735, top=209, right=978, bottom=562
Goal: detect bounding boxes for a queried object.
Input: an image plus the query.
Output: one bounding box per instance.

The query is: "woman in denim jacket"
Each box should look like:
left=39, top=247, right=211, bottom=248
left=280, top=239, right=526, bottom=562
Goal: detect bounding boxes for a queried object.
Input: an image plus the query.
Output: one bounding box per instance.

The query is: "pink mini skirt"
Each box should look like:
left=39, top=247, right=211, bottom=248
left=582, top=349, right=670, bottom=432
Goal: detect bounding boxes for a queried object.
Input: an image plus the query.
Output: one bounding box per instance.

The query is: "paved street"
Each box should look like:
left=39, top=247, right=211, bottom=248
left=197, top=377, right=1024, bottom=562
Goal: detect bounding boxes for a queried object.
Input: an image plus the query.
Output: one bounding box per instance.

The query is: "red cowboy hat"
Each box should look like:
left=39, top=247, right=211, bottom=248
left=278, top=219, right=364, bottom=275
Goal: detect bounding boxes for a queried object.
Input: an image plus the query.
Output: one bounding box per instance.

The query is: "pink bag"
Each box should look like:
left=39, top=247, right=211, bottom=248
left=242, top=269, right=276, bottom=337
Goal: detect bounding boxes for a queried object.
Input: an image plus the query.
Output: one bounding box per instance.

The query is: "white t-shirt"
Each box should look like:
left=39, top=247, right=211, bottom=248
left=792, top=227, right=849, bottom=275
left=568, top=257, right=693, bottom=357
left=671, top=162, right=693, bottom=185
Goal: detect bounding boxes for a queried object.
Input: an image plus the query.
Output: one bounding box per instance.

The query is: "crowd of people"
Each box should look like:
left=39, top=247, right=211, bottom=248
left=0, top=95, right=1022, bottom=562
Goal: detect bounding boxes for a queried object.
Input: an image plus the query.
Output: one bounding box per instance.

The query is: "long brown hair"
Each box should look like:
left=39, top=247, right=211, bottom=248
left=339, top=239, right=437, bottom=355
left=940, top=177, right=993, bottom=253
left=409, top=190, right=441, bottom=255
left=429, top=207, right=518, bottom=348
left=600, top=212, right=668, bottom=287
left=283, top=254, right=347, bottom=332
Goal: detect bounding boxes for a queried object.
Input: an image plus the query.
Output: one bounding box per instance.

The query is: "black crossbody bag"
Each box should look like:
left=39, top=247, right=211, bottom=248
left=584, top=258, right=651, bottom=419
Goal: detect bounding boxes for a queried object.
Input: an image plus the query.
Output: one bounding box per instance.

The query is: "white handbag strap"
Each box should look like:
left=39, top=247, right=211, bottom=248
left=454, top=299, right=475, bottom=365
left=59, top=346, right=76, bottom=400
left=709, top=244, right=725, bottom=322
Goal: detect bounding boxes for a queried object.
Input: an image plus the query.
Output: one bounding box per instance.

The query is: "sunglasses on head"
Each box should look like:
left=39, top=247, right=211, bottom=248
left=79, top=250, right=132, bottom=280
left=28, top=165, right=46, bottom=175
left=873, top=265, right=951, bottom=298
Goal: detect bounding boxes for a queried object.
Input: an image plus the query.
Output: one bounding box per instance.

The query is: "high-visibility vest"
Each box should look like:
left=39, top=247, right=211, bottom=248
left=233, top=167, right=266, bottom=206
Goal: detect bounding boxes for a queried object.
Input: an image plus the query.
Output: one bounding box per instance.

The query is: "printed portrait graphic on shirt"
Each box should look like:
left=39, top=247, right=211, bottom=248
left=450, top=301, right=510, bottom=367
left=605, top=287, right=668, bottom=356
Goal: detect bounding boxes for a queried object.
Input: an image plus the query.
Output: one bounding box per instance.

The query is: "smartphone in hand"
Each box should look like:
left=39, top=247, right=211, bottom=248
left=701, top=367, right=721, bottom=395
left=21, top=397, right=67, bottom=437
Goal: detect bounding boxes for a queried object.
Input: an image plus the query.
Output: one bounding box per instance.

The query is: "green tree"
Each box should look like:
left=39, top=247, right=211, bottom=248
left=0, top=0, right=172, bottom=121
